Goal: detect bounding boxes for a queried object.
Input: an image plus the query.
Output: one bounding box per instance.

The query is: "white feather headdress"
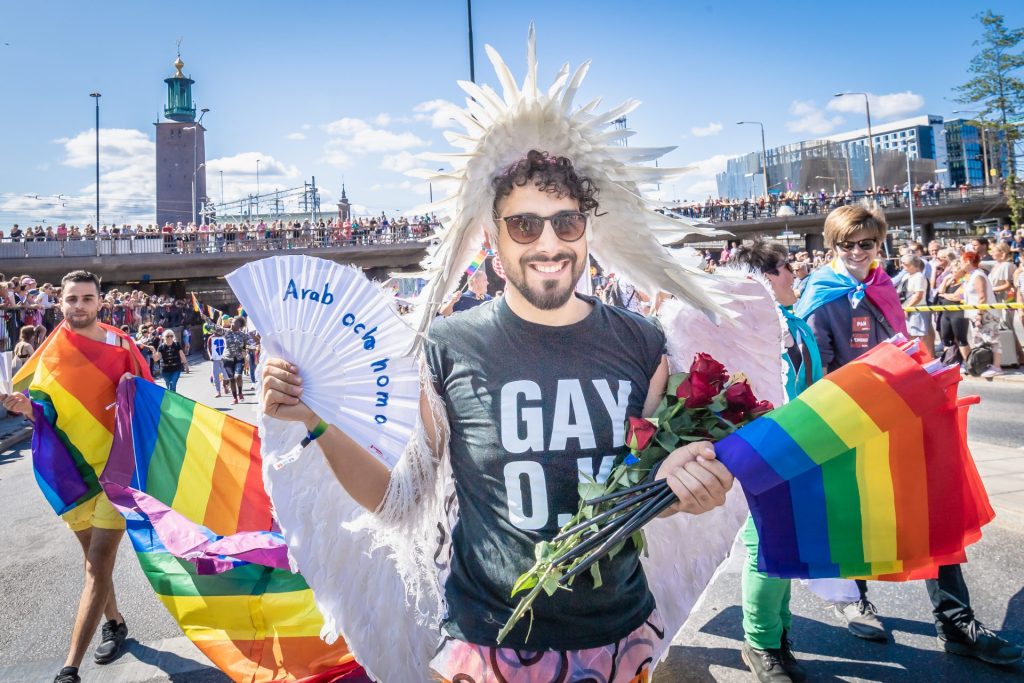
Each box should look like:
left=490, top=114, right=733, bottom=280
left=408, top=25, right=734, bottom=340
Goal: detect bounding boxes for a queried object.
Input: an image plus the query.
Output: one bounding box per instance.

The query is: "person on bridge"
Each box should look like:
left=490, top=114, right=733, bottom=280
left=1, top=270, right=154, bottom=683
left=796, top=206, right=1022, bottom=666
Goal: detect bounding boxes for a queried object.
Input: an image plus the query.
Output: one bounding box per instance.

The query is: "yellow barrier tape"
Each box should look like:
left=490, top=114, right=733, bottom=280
left=903, top=303, right=1024, bottom=312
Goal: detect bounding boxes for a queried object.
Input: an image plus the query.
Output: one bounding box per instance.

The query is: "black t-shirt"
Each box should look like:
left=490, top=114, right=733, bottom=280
left=157, top=341, right=183, bottom=371
left=424, top=294, right=664, bottom=650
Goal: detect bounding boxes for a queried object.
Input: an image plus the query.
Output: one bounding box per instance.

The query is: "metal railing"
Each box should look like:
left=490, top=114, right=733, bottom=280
left=670, top=185, right=1014, bottom=224
left=0, top=227, right=437, bottom=259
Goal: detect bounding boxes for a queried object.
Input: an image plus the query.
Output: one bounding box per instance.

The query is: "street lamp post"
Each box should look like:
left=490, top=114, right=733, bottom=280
left=835, top=92, right=876, bottom=190
left=256, top=159, right=261, bottom=219
left=815, top=176, right=837, bottom=196
left=953, top=110, right=990, bottom=187
left=737, top=121, right=769, bottom=199
left=184, top=107, right=209, bottom=225
left=89, top=92, right=101, bottom=229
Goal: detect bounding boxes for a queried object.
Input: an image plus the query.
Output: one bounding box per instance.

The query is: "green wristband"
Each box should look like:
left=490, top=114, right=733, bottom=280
left=300, top=419, right=328, bottom=448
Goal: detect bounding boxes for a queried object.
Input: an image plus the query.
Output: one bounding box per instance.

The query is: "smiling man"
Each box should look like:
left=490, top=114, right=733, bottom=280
left=1, top=270, right=153, bottom=683
left=262, top=150, right=735, bottom=681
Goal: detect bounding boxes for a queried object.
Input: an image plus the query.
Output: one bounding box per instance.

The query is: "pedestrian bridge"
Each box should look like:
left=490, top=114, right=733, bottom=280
left=674, top=186, right=1014, bottom=249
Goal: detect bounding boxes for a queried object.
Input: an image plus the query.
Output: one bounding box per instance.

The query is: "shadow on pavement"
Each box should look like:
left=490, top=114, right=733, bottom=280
left=687, top=606, right=1023, bottom=681
left=0, top=448, right=25, bottom=466
left=122, top=639, right=229, bottom=681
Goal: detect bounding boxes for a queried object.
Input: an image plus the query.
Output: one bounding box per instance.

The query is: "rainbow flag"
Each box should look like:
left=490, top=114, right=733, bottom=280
left=103, top=378, right=368, bottom=682
left=191, top=292, right=202, bottom=313
left=13, top=322, right=153, bottom=514
left=464, top=248, right=490, bottom=277
left=717, top=342, right=993, bottom=580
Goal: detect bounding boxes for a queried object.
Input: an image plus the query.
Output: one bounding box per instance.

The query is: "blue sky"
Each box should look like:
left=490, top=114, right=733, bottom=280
left=0, top=0, right=1019, bottom=226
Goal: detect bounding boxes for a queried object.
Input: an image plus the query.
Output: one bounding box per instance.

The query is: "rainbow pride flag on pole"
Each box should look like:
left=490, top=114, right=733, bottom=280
left=717, top=341, right=993, bottom=580
left=191, top=292, right=202, bottom=313
left=464, top=248, right=492, bottom=277
left=13, top=322, right=153, bottom=514
left=103, top=378, right=368, bottom=682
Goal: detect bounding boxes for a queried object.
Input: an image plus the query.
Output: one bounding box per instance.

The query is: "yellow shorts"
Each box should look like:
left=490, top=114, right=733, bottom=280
left=60, top=492, right=125, bottom=532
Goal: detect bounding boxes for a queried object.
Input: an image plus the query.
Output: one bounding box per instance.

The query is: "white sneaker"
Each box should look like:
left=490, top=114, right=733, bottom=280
left=980, top=366, right=1003, bottom=379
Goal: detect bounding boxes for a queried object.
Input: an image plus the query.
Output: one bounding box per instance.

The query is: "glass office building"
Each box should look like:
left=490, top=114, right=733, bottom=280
left=717, top=115, right=946, bottom=198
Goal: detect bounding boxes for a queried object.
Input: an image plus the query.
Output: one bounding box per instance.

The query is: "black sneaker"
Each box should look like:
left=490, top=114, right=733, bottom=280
left=93, top=618, right=128, bottom=664
left=832, top=598, right=888, bottom=641
left=53, top=667, right=80, bottom=683
left=779, top=630, right=807, bottom=682
left=939, top=618, right=1023, bottom=665
left=741, top=641, right=793, bottom=682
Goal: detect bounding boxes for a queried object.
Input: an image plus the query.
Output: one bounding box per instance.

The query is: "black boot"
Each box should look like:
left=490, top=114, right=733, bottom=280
left=779, top=629, right=807, bottom=682
left=742, top=641, right=793, bottom=682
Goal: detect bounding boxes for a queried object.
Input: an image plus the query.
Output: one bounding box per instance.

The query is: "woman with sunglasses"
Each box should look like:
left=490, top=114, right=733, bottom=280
left=796, top=206, right=1020, bottom=665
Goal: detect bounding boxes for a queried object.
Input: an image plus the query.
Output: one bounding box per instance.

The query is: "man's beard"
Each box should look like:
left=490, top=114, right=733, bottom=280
left=506, top=251, right=584, bottom=310
left=66, top=311, right=97, bottom=329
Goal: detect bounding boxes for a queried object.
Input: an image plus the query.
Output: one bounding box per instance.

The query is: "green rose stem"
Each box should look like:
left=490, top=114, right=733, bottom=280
left=496, top=563, right=556, bottom=645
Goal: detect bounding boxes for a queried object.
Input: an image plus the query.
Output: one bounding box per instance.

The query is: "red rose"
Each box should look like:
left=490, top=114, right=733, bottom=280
left=750, top=400, right=774, bottom=417
left=675, top=377, right=691, bottom=399
left=724, top=381, right=757, bottom=412
left=684, top=371, right=718, bottom=409
left=690, top=353, right=728, bottom=388
left=626, top=416, right=656, bottom=451
left=720, top=407, right=746, bottom=425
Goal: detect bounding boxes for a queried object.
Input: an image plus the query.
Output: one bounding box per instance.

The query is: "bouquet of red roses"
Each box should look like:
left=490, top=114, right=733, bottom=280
left=497, top=353, right=772, bottom=643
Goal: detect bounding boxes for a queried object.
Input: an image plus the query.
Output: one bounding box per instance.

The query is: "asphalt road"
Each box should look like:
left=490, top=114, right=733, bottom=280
left=960, top=377, right=1024, bottom=450
left=0, top=361, right=1020, bottom=682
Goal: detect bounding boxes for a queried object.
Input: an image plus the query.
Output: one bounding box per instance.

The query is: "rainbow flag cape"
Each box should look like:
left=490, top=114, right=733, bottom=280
left=103, top=378, right=368, bottom=683
left=717, top=341, right=993, bottom=580
left=13, top=322, right=153, bottom=514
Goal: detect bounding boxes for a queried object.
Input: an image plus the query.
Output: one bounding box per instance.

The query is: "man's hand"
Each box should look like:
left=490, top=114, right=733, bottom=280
left=0, top=392, right=33, bottom=420
left=655, top=441, right=734, bottom=517
left=262, top=358, right=318, bottom=428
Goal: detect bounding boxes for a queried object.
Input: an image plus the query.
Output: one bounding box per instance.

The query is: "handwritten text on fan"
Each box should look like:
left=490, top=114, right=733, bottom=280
left=283, top=277, right=390, bottom=424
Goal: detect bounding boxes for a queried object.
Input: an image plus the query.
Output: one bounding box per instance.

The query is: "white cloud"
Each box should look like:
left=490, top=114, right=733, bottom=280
left=381, top=150, right=421, bottom=173
left=286, top=132, right=306, bottom=141
left=348, top=128, right=426, bottom=153
left=373, top=113, right=392, bottom=127
left=16, top=127, right=160, bottom=225
left=205, top=152, right=303, bottom=209
left=323, top=147, right=352, bottom=168
left=690, top=122, right=723, bottom=137
left=786, top=100, right=844, bottom=135
left=827, top=91, right=925, bottom=120
left=413, top=99, right=459, bottom=128
left=324, top=117, right=370, bottom=136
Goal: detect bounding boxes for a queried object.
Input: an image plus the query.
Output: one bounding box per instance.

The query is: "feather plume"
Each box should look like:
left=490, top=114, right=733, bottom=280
left=407, top=24, right=731, bottom=346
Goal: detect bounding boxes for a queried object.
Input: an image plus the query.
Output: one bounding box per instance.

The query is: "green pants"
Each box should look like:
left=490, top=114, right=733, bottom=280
left=741, top=515, right=792, bottom=650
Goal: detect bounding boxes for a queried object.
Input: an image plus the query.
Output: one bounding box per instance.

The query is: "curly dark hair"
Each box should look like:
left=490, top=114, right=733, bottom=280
left=491, top=150, right=599, bottom=215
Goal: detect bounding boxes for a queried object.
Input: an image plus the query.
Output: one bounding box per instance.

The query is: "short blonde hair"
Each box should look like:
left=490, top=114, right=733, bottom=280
left=822, top=205, right=887, bottom=248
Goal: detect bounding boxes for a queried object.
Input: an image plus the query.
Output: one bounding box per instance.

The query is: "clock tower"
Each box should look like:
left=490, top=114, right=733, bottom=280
left=155, top=53, right=207, bottom=227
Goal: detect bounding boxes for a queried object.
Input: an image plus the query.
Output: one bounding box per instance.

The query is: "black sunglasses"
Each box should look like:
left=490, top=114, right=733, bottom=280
left=496, top=211, right=587, bottom=245
left=835, top=238, right=878, bottom=252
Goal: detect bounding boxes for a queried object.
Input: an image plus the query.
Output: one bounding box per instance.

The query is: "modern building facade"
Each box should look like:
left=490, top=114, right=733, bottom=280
left=155, top=55, right=207, bottom=228
left=717, top=115, right=948, bottom=199
left=943, top=118, right=1008, bottom=187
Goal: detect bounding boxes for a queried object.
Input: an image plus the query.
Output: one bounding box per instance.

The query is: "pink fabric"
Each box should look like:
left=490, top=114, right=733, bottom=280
left=429, top=609, right=664, bottom=683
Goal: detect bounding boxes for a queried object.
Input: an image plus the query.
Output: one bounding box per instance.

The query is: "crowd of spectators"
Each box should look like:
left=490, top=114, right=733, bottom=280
left=0, top=276, right=205, bottom=355
left=0, top=214, right=439, bottom=254
left=663, top=182, right=993, bottom=223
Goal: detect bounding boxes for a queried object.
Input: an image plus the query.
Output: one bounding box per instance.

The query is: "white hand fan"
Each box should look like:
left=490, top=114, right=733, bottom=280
left=226, top=255, right=420, bottom=467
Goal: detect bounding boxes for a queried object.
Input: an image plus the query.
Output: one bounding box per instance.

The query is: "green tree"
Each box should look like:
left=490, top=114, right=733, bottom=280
left=955, top=10, right=1023, bottom=225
